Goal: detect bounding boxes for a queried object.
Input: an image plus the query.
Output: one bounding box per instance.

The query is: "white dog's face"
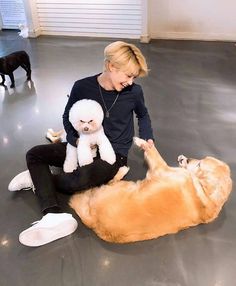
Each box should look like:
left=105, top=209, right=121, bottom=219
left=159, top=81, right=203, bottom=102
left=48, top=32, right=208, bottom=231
left=69, top=99, right=104, bottom=135
left=75, top=118, right=101, bottom=134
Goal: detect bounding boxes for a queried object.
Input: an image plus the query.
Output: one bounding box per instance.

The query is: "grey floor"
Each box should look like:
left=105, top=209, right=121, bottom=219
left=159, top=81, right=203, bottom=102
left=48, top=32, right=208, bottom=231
left=0, top=30, right=236, bottom=286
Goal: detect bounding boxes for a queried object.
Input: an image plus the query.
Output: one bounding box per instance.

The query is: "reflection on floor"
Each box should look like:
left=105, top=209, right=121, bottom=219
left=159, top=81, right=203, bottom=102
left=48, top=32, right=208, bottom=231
left=0, top=30, right=235, bottom=286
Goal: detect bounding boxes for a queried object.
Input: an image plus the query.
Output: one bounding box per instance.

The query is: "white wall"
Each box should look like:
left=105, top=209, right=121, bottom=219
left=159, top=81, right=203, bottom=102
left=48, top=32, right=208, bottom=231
left=149, top=0, right=236, bottom=41
left=22, top=0, right=236, bottom=42
left=25, top=0, right=143, bottom=39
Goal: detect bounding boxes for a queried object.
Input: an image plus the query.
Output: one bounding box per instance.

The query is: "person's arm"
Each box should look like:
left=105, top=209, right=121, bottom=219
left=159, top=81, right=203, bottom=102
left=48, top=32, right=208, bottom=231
left=62, top=82, right=81, bottom=147
left=134, top=87, right=154, bottom=143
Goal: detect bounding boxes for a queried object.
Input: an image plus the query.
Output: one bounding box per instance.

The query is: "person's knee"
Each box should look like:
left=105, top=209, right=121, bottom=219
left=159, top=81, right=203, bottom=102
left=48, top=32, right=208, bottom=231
left=26, top=145, right=42, bottom=164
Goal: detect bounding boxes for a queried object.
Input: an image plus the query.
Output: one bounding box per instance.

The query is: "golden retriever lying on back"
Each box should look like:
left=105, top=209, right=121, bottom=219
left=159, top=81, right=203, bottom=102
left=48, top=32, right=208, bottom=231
left=70, top=137, right=232, bottom=243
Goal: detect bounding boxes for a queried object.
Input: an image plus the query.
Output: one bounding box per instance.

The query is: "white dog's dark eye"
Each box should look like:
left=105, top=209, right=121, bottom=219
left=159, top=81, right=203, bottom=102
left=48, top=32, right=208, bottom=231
left=80, top=120, right=85, bottom=123
left=89, top=120, right=93, bottom=123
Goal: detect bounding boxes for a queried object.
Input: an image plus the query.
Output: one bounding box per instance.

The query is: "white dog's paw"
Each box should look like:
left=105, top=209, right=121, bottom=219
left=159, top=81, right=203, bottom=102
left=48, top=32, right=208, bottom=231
left=76, top=144, right=94, bottom=167
left=63, top=161, right=78, bottom=173
left=133, top=137, right=147, bottom=148
left=78, top=157, right=94, bottom=167
left=103, top=154, right=116, bottom=165
left=99, top=147, right=116, bottom=164
left=99, top=142, right=116, bottom=165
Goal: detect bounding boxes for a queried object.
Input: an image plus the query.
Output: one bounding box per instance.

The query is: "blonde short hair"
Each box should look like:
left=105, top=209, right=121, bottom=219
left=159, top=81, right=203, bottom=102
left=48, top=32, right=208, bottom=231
left=104, top=41, right=148, bottom=77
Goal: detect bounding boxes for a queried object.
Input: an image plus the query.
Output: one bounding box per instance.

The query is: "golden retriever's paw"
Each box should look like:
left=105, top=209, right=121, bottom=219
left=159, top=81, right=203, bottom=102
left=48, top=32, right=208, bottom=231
left=110, top=166, right=130, bottom=183
left=118, top=166, right=130, bottom=177
left=133, top=137, right=147, bottom=149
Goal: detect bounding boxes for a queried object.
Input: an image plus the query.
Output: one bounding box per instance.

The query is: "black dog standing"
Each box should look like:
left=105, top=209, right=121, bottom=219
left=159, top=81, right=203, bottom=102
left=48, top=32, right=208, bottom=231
left=0, top=51, right=31, bottom=88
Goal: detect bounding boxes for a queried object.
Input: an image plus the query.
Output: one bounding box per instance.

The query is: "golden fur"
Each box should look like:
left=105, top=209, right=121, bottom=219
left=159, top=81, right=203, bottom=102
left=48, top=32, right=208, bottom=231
left=70, top=137, right=232, bottom=243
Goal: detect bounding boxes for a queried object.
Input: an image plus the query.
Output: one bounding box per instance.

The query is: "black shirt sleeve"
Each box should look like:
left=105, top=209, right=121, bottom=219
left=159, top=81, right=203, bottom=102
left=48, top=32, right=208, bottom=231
left=134, top=87, right=154, bottom=141
left=62, top=81, right=81, bottom=147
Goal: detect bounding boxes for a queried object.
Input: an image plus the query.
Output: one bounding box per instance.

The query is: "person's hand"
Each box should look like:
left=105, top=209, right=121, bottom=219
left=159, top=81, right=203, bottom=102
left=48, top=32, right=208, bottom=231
left=147, top=139, right=154, bottom=148
left=139, top=139, right=154, bottom=151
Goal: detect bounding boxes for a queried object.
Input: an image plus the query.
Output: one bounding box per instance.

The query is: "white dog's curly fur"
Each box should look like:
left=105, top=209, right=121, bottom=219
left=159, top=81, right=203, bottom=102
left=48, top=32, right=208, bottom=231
left=63, top=99, right=116, bottom=173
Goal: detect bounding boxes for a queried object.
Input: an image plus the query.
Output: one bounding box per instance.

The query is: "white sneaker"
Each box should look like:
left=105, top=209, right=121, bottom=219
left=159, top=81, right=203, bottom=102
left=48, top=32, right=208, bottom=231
left=8, top=170, right=34, bottom=192
left=19, top=213, right=78, bottom=247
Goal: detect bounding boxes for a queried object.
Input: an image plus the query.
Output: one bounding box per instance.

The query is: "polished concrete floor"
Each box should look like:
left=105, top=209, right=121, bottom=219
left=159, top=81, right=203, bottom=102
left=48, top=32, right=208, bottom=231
left=0, top=30, right=235, bottom=286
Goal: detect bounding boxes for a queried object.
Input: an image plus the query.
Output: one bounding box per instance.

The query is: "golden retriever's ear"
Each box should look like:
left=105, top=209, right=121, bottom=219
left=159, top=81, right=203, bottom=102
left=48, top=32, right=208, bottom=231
left=197, top=175, right=211, bottom=197
left=196, top=166, right=213, bottom=196
left=220, top=163, right=231, bottom=175
left=198, top=163, right=232, bottom=202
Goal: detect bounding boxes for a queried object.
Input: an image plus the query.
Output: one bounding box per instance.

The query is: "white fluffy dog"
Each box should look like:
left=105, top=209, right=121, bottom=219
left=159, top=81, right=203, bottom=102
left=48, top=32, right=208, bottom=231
left=63, top=99, right=116, bottom=173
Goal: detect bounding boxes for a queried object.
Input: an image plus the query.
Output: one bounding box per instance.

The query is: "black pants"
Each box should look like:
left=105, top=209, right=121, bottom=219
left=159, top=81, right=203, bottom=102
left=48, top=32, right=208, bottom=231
left=26, top=143, right=127, bottom=213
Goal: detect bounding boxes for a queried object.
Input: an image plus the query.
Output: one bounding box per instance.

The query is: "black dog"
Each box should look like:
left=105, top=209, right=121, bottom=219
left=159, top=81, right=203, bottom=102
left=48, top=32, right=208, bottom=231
left=0, top=51, right=31, bottom=88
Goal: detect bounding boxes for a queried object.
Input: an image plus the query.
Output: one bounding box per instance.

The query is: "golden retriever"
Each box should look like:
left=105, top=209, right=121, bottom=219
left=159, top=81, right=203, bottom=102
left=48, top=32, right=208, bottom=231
left=70, top=137, right=232, bottom=243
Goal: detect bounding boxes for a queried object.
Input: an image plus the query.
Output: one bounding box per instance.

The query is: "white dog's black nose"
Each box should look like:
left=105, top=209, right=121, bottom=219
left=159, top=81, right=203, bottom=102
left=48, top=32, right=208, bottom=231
left=83, top=127, right=89, bottom=132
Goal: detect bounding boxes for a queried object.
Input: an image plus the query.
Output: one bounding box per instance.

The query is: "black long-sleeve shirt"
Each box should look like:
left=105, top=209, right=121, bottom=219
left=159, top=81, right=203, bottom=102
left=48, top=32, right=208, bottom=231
left=62, top=74, right=154, bottom=157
